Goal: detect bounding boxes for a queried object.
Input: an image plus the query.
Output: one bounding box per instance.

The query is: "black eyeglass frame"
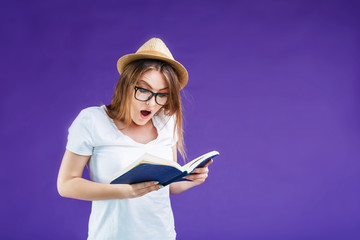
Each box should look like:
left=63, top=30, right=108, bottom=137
left=134, top=86, right=169, bottom=106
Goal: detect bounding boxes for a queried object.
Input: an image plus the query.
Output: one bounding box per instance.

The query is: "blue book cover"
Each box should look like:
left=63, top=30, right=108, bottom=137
left=110, top=151, right=220, bottom=186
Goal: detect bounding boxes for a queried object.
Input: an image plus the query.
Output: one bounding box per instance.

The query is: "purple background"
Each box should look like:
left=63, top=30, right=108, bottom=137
left=1, top=0, right=359, bottom=239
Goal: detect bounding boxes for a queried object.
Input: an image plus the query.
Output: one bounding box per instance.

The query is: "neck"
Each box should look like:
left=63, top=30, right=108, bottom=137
left=127, top=119, right=154, bottom=131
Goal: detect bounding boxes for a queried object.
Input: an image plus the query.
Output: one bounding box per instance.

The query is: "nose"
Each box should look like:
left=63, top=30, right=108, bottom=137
left=146, top=95, right=157, bottom=106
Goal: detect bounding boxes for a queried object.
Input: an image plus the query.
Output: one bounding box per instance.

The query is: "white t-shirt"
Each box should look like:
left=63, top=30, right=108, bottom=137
left=66, top=106, right=177, bottom=240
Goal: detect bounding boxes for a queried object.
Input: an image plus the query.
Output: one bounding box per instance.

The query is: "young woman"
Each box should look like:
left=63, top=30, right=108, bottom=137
left=57, top=38, right=212, bottom=240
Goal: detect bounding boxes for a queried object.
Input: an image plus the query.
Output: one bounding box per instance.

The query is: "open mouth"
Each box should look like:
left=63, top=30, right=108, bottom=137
left=140, top=110, right=151, bottom=118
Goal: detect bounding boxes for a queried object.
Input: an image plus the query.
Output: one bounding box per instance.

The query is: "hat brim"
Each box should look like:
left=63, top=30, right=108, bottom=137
left=117, top=53, right=188, bottom=89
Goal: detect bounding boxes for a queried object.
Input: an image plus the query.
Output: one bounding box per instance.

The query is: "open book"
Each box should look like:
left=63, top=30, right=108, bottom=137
left=110, top=150, right=220, bottom=186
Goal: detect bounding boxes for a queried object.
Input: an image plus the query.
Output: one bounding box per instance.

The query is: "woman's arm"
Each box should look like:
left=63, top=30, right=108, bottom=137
left=169, top=146, right=213, bottom=195
left=57, top=150, right=161, bottom=201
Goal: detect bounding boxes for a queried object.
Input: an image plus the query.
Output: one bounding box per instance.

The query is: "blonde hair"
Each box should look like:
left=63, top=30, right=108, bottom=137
left=106, top=59, right=186, bottom=159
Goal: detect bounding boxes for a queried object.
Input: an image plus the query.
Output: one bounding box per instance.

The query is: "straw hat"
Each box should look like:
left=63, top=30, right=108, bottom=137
left=117, top=38, right=188, bottom=89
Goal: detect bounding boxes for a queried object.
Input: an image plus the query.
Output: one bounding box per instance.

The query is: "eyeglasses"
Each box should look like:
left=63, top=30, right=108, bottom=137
left=134, top=86, right=169, bottom=106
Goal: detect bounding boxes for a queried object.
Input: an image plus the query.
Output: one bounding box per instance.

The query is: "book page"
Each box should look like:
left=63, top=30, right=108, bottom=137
left=110, top=153, right=183, bottom=182
left=183, top=151, right=219, bottom=173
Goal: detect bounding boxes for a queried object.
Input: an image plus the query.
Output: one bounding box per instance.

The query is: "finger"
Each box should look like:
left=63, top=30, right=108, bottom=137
left=192, top=167, right=209, bottom=174
left=203, top=159, right=213, bottom=167
left=192, top=159, right=213, bottom=173
left=131, top=181, right=158, bottom=190
left=185, top=173, right=208, bottom=181
left=186, top=176, right=207, bottom=183
left=129, top=183, right=163, bottom=198
left=133, top=185, right=161, bottom=197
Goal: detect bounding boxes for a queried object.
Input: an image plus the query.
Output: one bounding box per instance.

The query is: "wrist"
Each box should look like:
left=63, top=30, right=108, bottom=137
left=112, top=184, right=131, bottom=199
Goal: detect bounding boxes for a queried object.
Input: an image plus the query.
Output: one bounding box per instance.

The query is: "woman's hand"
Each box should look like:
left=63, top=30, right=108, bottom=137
left=184, top=160, right=213, bottom=186
left=169, top=159, right=213, bottom=194
left=125, top=181, right=163, bottom=198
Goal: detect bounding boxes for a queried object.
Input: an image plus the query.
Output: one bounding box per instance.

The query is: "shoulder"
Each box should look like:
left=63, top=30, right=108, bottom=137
left=153, top=110, right=177, bottom=145
left=153, top=110, right=176, bottom=130
left=70, top=106, right=108, bottom=129
left=78, top=106, right=105, bottom=116
left=76, top=106, right=108, bottom=122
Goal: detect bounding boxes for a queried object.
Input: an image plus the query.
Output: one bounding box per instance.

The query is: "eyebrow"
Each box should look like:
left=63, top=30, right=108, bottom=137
left=137, top=80, right=169, bottom=91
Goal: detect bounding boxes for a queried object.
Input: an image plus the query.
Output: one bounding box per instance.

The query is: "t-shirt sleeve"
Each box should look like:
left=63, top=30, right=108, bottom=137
left=66, top=109, right=94, bottom=156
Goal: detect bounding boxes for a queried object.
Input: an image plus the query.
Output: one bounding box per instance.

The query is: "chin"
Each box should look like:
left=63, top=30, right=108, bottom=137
left=133, top=118, right=151, bottom=126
